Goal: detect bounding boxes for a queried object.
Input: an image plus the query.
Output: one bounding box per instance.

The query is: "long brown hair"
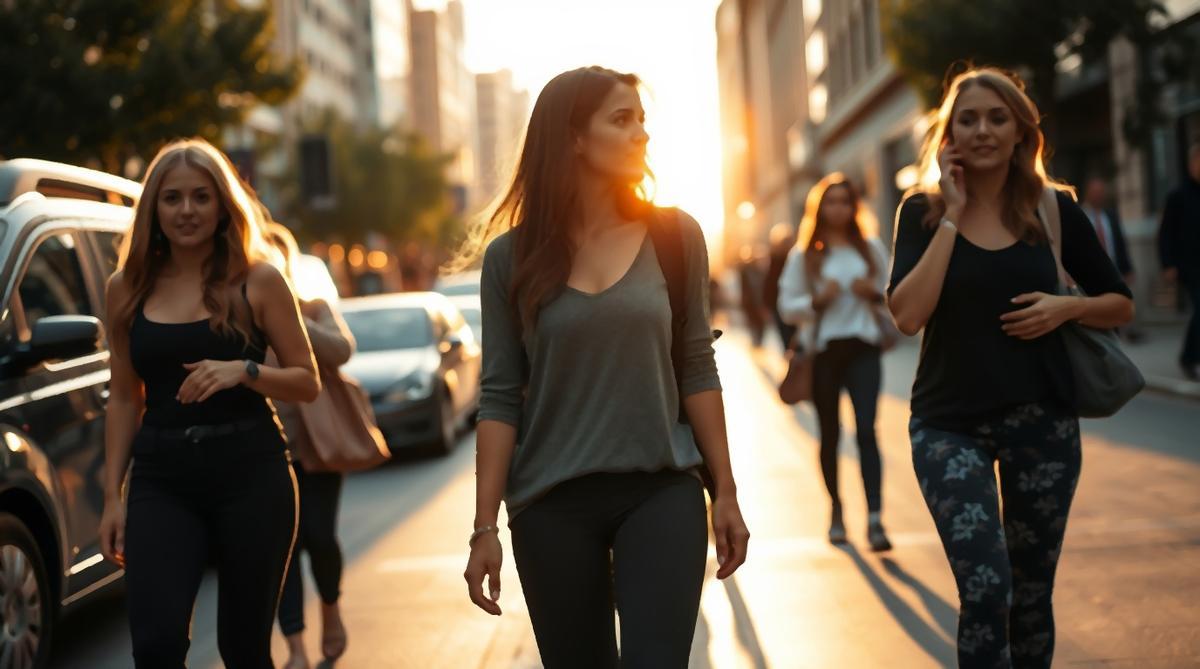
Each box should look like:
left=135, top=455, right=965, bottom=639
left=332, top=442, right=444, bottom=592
left=797, top=173, right=878, bottom=280
left=451, top=66, right=654, bottom=332
left=109, top=139, right=273, bottom=353
left=912, top=67, right=1071, bottom=242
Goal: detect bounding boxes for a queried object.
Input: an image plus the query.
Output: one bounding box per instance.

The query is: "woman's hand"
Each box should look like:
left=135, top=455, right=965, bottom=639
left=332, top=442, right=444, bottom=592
left=814, top=280, right=841, bottom=311
left=1001, top=292, right=1083, bottom=340
left=177, top=360, right=248, bottom=404
left=850, top=277, right=879, bottom=302
left=712, top=494, right=750, bottom=580
left=938, top=144, right=967, bottom=221
left=99, top=501, right=126, bottom=568
left=464, top=532, right=504, bottom=615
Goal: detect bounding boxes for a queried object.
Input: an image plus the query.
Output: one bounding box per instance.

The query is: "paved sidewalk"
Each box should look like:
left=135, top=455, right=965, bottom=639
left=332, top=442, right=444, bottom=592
left=1121, top=322, right=1200, bottom=400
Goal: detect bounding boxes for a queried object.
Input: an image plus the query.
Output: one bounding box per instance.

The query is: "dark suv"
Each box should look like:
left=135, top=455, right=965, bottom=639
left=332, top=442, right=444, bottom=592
left=0, top=160, right=137, bottom=667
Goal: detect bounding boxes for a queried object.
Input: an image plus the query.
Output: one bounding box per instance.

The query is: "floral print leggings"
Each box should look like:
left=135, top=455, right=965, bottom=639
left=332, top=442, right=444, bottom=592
left=910, top=403, right=1081, bottom=669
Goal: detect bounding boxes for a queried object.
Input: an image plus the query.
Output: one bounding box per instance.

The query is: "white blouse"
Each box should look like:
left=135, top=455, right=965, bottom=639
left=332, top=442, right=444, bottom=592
left=776, top=238, right=890, bottom=353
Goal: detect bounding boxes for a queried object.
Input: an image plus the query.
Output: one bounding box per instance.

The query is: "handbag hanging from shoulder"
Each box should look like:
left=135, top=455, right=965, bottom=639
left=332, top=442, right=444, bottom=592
left=297, top=361, right=392, bottom=472
left=1037, top=187, right=1144, bottom=418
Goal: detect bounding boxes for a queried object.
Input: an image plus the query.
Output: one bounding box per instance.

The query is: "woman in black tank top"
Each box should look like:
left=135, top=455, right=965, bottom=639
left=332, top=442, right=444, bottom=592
left=98, top=139, right=320, bottom=669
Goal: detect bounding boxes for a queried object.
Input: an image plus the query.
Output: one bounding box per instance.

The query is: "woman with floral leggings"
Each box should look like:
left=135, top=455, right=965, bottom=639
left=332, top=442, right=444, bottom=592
left=887, top=67, right=1134, bottom=668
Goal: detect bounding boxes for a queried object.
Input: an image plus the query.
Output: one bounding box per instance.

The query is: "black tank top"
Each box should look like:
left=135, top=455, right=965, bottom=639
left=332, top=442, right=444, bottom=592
left=130, top=285, right=274, bottom=428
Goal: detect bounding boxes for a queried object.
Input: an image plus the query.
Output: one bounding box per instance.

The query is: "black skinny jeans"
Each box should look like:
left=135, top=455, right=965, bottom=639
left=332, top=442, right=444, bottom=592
left=124, top=424, right=297, bottom=669
left=811, top=337, right=883, bottom=512
left=510, top=470, right=708, bottom=669
left=910, top=403, right=1082, bottom=669
left=278, top=464, right=345, bottom=636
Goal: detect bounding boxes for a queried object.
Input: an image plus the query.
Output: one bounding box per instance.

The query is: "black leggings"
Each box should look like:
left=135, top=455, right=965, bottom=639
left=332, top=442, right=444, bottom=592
left=812, top=337, right=883, bottom=511
left=278, top=464, right=345, bottom=635
left=124, top=425, right=297, bottom=669
left=510, top=470, right=708, bottom=669
left=910, top=403, right=1082, bottom=669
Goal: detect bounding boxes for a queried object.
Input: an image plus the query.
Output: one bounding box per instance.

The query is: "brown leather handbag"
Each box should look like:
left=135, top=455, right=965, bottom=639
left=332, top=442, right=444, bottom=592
left=778, top=315, right=821, bottom=405
left=298, top=362, right=391, bottom=472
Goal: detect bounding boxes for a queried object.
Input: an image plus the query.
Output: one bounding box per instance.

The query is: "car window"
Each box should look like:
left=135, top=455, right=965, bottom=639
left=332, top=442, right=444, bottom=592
left=89, top=230, right=123, bottom=280
left=342, top=307, right=432, bottom=351
left=17, top=233, right=93, bottom=328
left=438, top=283, right=479, bottom=297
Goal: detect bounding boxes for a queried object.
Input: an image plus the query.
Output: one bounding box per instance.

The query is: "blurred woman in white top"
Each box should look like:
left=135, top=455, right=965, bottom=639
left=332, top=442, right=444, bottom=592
left=777, top=173, right=892, bottom=551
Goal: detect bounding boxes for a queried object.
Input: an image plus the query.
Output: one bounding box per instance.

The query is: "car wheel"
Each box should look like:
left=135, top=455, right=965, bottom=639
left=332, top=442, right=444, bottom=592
left=0, top=512, right=53, bottom=669
left=432, top=390, right=456, bottom=456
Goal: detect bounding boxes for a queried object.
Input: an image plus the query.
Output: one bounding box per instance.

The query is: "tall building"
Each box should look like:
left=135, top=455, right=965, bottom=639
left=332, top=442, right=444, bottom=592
left=372, top=0, right=412, bottom=129
left=717, top=0, right=922, bottom=252
left=409, top=0, right=477, bottom=211
left=274, top=0, right=379, bottom=128
left=475, top=70, right=529, bottom=205
left=225, top=0, right=380, bottom=212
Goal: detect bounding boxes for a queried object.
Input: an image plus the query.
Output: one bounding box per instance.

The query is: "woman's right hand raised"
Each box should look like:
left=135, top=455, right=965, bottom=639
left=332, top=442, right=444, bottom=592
left=99, top=502, right=126, bottom=568
left=938, top=143, right=967, bottom=221
left=464, top=532, right=503, bottom=615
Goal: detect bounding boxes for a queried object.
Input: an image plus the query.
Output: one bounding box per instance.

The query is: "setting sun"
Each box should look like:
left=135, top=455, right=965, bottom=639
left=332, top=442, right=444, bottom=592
left=418, top=0, right=727, bottom=260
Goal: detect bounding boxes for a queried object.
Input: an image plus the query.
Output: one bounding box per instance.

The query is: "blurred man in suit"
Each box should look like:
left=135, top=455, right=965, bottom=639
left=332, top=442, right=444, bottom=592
left=1160, top=142, right=1200, bottom=380
left=1082, top=176, right=1143, bottom=343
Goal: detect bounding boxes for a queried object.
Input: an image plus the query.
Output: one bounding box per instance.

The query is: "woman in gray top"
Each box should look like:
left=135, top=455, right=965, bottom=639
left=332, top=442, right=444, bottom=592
left=461, top=66, right=750, bottom=668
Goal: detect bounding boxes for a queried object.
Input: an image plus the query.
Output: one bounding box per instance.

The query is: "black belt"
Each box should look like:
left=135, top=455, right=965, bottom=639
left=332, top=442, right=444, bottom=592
left=140, top=417, right=269, bottom=444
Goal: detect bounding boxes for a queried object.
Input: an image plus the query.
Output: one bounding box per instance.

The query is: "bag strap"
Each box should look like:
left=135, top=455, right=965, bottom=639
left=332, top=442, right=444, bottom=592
left=647, top=208, right=690, bottom=423
left=1037, top=186, right=1069, bottom=289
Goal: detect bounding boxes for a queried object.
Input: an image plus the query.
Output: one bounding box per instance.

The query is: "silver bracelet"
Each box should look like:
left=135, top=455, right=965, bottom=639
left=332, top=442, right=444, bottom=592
left=469, top=525, right=499, bottom=546
left=939, top=217, right=958, bottom=233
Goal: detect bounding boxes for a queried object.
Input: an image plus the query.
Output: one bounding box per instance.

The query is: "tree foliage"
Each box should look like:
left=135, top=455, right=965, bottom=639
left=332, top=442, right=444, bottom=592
left=279, top=112, right=455, bottom=247
left=0, top=0, right=300, bottom=171
left=880, top=0, right=1181, bottom=145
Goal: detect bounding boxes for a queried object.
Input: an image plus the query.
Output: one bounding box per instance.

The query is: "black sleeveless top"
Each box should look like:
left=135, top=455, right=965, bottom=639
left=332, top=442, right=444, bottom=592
left=130, top=285, right=274, bottom=428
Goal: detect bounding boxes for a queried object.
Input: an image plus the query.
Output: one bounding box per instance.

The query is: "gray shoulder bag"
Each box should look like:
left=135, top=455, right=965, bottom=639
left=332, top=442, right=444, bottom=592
left=1037, top=188, right=1144, bottom=418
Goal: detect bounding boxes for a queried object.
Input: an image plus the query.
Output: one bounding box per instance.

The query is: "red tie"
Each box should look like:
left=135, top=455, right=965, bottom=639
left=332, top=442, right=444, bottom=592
left=1093, top=209, right=1109, bottom=254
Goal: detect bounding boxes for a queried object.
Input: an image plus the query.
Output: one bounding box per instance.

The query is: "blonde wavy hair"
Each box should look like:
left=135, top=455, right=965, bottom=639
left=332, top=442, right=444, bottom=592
left=912, top=67, right=1072, bottom=242
left=110, top=138, right=274, bottom=353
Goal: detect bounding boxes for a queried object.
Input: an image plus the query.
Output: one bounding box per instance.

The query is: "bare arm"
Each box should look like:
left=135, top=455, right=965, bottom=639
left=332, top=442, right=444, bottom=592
left=303, top=299, right=355, bottom=368
left=244, top=263, right=321, bottom=402
left=888, top=221, right=957, bottom=335
left=100, top=273, right=143, bottom=566
left=102, top=273, right=142, bottom=504
left=473, top=420, right=516, bottom=530
left=684, top=390, right=735, bottom=497
left=685, top=388, right=749, bottom=582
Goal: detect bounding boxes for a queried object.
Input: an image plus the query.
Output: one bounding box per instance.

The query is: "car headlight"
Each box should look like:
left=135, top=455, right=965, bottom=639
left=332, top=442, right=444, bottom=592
left=383, top=372, right=434, bottom=403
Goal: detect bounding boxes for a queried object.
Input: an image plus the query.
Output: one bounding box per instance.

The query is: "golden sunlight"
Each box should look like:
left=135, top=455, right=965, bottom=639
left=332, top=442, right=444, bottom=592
left=453, top=0, right=727, bottom=258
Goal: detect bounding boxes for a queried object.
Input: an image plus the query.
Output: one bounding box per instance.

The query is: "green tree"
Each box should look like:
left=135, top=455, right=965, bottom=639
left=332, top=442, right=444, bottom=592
left=880, top=0, right=1179, bottom=145
left=0, top=0, right=300, bottom=172
left=280, top=112, right=455, bottom=248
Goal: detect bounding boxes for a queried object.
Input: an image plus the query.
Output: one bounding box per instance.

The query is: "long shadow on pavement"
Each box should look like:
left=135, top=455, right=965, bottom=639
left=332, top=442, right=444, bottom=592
left=836, top=545, right=956, bottom=667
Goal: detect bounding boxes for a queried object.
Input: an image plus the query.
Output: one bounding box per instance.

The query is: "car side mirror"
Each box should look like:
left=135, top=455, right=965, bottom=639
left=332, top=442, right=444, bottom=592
left=16, top=315, right=103, bottom=369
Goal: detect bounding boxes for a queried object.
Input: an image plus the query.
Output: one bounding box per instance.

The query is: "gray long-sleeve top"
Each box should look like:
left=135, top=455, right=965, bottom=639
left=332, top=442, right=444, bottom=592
left=478, top=212, right=722, bottom=520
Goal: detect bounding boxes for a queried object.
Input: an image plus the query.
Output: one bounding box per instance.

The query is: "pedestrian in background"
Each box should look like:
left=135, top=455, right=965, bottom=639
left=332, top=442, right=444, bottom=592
left=460, top=66, right=749, bottom=668
left=889, top=67, right=1134, bottom=668
left=738, top=245, right=769, bottom=346
left=764, top=222, right=799, bottom=352
left=265, top=222, right=355, bottom=669
left=98, top=138, right=320, bottom=667
left=1159, top=141, right=1200, bottom=380
left=1081, top=175, right=1142, bottom=343
left=777, top=173, right=893, bottom=552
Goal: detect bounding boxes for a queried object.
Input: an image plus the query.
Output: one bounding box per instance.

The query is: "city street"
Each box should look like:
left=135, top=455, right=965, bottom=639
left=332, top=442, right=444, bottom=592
left=47, top=327, right=1200, bottom=668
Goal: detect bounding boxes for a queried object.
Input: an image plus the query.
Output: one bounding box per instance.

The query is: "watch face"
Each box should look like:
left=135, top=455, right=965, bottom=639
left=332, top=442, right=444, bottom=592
left=246, top=360, right=260, bottom=379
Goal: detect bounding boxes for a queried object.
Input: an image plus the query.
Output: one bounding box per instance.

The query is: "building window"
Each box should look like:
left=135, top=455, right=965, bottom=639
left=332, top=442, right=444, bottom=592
left=862, top=0, right=879, bottom=69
